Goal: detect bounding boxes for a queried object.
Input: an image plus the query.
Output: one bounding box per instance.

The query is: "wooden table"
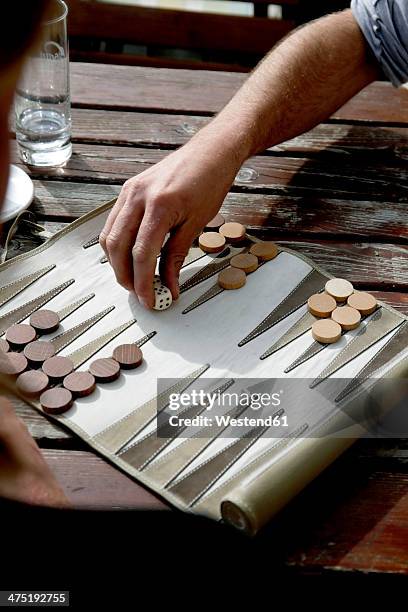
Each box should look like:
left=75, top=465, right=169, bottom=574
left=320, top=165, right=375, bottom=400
left=10, top=63, right=408, bottom=575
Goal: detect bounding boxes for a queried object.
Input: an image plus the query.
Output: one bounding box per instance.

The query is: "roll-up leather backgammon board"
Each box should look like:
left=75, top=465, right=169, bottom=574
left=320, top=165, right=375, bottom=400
left=1, top=200, right=407, bottom=535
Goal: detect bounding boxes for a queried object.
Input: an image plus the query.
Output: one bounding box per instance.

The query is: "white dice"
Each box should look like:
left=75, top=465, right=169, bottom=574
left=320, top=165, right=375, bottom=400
left=153, top=276, right=173, bottom=311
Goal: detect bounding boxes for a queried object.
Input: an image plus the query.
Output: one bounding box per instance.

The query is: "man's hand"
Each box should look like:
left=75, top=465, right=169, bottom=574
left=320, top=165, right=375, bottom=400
left=0, top=398, right=69, bottom=507
left=99, top=128, right=244, bottom=309
left=101, top=9, right=379, bottom=310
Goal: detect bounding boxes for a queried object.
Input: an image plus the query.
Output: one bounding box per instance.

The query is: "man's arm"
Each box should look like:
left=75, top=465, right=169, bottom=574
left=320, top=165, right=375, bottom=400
left=210, top=9, right=380, bottom=158
left=100, top=9, right=380, bottom=309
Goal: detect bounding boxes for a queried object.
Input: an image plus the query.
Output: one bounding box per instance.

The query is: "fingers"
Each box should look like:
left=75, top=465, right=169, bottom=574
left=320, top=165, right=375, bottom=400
left=105, top=202, right=144, bottom=290
left=99, top=182, right=129, bottom=259
left=100, top=179, right=146, bottom=290
left=132, top=210, right=171, bottom=308
left=159, top=226, right=197, bottom=299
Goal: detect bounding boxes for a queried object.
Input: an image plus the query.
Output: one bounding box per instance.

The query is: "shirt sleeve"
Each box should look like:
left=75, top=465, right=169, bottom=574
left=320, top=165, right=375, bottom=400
left=351, top=0, right=408, bottom=87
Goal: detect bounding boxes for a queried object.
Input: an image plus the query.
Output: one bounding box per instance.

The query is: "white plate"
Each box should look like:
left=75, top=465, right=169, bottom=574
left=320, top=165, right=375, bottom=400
left=1, top=165, right=34, bottom=223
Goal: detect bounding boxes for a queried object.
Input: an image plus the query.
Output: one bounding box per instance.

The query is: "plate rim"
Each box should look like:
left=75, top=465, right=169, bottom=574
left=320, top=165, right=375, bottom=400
left=1, top=164, right=34, bottom=224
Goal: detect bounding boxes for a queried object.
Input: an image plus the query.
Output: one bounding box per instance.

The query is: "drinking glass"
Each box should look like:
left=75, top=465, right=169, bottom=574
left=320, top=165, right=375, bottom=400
left=15, top=0, right=71, bottom=167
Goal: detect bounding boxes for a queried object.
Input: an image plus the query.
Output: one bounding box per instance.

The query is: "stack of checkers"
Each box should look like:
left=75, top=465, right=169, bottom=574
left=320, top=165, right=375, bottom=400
left=307, top=278, right=378, bottom=344
left=197, top=213, right=279, bottom=291
left=0, top=308, right=144, bottom=416
left=218, top=241, right=279, bottom=290
left=198, top=214, right=246, bottom=254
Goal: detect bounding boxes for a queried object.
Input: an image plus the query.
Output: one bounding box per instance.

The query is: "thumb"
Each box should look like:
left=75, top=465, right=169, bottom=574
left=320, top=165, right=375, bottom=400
left=159, top=227, right=196, bottom=299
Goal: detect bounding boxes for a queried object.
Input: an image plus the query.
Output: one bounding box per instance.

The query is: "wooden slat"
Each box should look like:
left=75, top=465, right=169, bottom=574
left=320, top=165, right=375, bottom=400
left=68, top=108, right=209, bottom=146
left=372, top=291, right=408, bottom=313
left=285, top=467, right=408, bottom=574
left=222, top=195, right=408, bottom=241
left=32, top=180, right=121, bottom=219
left=11, top=142, right=408, bottom=204
left=43, top=448, right=167, bottom=509
left=65, top=108, right=408, bottom=153
left=70, top=64, right=408, bottom=123
left=31, top=180, right=408, bottom=243
left=336, top=82, right=408, bottom=125
left=68, top=2, right=293, bottom=54
left=70, top=62, right=241, bottom=114
left=279, top=240, right=408, bottom=290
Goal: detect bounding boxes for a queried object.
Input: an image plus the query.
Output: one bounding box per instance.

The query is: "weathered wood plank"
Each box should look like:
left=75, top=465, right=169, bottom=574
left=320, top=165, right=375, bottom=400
left=372, top=291, right=408, bottom=313
left=30, top=180, right=408, bottom=242
left=12, top=142, right=408, bottom=203
left=336, top=82, right=408, bottom=125
left=32, top=180, right=121, bottom=219
left=71, top=62, right=242, bottom=114
left=43, top=448, right=167, bottom=510
left=70, top=108, right=207, bottom=147
left=66, top=109, right=408, bottom=155
left=285, top=468, right=408, bottom=574
left=70, top=65, right=408, bottom=123
left=279, top=240, right=408, bottom=290
left=223, top=194, right=408, bottom=241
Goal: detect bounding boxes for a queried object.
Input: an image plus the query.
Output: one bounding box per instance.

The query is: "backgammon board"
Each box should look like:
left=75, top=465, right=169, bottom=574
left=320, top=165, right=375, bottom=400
left=1, top=200, right=407, bottom=534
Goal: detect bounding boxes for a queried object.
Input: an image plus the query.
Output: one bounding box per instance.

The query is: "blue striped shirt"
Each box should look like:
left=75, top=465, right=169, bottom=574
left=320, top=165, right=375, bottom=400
left=351, top=0, right=408, bottom=86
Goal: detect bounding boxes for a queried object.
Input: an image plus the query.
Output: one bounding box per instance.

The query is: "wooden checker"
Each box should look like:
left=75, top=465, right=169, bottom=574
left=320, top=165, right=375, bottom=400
left=0, top=352, right=27, bottom=376
left=249, top=241, right=278, bottom=261
left=89, top=357, right=121, bottom=382
left=198, top=232, right=226, bottom=253
left=24, top=340, right=56, bottom=366
left=218, top=267, right=246, bottom=290
left=331, top=306, right=361, bottom=331
left=347, top=291, right=378, bottom=315
left=325, top=278, right=354, bottom=302
left=63, top=371, right=96, bottom=397
left=112, top=344, right=143, bottom=369
left=5, top=324, right=36, bottom=348
left=307, top=293, right=337, bottom=318
left=230, top=253, right=258, bottom=274
left=40, top=388, right=73, bottom=415
left=42, top=356, right=74, bottom=381
left=219, top=222, right=246, bottom=243
left=16, top=370, right=49, bottom=398
left=29, top=309, right=60, bottom=334
left=312, top=319, right=342, bottom=344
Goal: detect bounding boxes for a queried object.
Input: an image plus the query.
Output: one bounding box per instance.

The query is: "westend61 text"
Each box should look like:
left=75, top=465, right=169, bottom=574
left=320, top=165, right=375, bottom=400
left=167, top=413, right=288, bottom=428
